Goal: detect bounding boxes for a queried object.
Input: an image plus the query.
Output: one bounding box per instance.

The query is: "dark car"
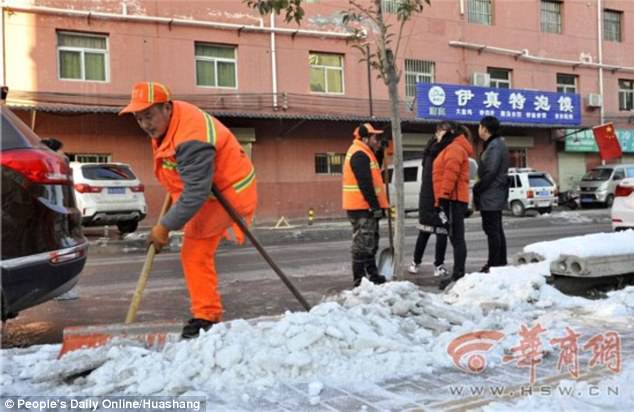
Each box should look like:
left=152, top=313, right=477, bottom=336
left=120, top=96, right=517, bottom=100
left=1, top=94, right=88, bottom=320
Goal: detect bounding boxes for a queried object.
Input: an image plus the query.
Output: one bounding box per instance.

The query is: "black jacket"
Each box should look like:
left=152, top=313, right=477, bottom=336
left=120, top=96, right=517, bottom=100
left=474, top=135, right=510, bottom=211
left=418, top=134, right=454, bottom=227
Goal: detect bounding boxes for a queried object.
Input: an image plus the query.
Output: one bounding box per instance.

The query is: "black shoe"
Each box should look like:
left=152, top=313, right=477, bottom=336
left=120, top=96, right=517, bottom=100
left=438, top=272, right=464, bottom=291
left=480, top=265, right=490, bottom=273
left=181, top=318, right=216, bottom=339
left=368, top=274, right=386, bottom=285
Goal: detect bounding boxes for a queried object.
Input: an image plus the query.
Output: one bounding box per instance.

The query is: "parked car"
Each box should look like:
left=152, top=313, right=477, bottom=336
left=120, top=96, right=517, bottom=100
left=507, top=168, right=558, bottom=217
left=388, top=157, right=478, bottom=216
left=611, top=177, right=634, bottom=231
left=70, top=162, right=147, bottom=234
left=1, top=95, right=87, bottom=320
left=579, top=164, right=634, bottom=208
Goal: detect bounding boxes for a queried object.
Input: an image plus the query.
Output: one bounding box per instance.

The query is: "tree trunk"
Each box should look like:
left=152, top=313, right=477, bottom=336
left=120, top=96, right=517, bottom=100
left=385, top=62, right=405, bottom=280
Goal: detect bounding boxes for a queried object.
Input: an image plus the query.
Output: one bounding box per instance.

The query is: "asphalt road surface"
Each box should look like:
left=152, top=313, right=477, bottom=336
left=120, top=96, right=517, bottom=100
left=2, top=210, right=613, bottom=348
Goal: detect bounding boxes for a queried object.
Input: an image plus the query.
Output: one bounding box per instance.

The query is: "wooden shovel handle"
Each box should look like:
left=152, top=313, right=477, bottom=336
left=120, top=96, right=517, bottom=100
left=125, top=193, right=172, bottom=324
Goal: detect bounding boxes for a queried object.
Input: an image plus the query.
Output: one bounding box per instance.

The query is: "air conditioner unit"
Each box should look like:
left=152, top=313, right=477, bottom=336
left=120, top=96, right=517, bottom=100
left=579, top=53, right=593, bottom=64
left=471, top=72, right=491, bottom=87
left=587, top=93, right=603, bottom=108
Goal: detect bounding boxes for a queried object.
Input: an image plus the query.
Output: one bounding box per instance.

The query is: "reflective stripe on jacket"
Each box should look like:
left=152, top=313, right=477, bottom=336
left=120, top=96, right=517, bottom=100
left=342, top=139, right=389, bottom=210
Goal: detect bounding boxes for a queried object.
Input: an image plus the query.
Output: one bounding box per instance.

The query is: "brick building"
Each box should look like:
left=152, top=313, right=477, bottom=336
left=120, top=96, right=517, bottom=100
left=3, top=0, right=634, bottom=223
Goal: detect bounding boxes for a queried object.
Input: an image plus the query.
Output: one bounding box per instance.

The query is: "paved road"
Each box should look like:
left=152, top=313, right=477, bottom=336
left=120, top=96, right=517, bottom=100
left=1, top=210, right=613, bottom=347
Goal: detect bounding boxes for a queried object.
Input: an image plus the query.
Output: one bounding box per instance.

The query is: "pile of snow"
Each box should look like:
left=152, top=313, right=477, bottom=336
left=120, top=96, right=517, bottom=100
left=1, top=232, right=633, bottom=408
left=537, top=211, right=593, bottom=223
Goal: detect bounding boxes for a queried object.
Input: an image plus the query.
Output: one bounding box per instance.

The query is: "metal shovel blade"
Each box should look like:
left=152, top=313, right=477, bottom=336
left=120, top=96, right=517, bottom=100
left=377, top=247, right=394, bottom=281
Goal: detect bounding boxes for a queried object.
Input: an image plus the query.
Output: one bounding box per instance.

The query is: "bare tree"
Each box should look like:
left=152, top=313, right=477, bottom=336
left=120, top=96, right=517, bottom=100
left=244, top=0, right=431, bottom=279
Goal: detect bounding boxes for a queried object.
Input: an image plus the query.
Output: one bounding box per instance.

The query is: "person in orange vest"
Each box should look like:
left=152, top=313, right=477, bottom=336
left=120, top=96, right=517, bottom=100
left=342, top=123, right=389, bottom=287
left=120, top=82, right=257, bottom=339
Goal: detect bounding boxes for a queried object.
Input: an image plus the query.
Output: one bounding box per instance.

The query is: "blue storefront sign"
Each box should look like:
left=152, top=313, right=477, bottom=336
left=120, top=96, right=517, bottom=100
left=416, top=83, right=582, bottom=126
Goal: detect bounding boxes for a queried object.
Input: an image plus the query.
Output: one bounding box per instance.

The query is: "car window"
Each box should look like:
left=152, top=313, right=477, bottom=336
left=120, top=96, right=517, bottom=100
left=528, top=174, right=553, bottom=187
left=508, top=175, right=516, bottom=188
left=582, top=168, right=612, bottom=181
left=515, top=175, right=523, bottom=188
left=81, top=164, right=136, bottom=180
left=1, top=107, right=42, bottom=149
left=613, top=169, right=625, bottom=180
left=404, top=167, right=418, bottom=182
left=626, top=167, right=634, bottom=178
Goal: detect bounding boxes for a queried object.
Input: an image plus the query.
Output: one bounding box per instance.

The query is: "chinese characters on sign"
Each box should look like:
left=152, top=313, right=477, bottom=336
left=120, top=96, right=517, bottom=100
left=417, top=83, right=582, bottom=126
left=448, top=324, right=622, bottom=385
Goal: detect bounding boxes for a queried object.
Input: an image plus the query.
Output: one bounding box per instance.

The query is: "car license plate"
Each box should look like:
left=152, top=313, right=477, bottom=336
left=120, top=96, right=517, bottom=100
left=536, top=191, right=550, bottom=197
left=108, top=187, right=126, bottom=195
left=581, top=197, right=593, bottom=203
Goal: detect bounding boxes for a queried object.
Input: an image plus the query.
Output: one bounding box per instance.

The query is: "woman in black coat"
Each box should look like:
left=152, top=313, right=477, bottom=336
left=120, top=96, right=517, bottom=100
left=407, top=122, right=454, bottom=276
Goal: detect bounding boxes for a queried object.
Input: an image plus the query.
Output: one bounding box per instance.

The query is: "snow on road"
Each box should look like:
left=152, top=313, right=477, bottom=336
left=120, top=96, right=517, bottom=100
left=1, top=231, right=633, bottom=411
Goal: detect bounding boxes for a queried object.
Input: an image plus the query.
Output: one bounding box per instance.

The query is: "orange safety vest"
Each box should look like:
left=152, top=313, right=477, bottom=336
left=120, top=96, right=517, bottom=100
left=342, top=138, right=389, bottom=210
left=152, top=100, right=256, bottom=238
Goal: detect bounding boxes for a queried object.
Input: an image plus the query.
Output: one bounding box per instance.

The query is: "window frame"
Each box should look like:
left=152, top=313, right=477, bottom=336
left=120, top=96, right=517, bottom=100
left=487, top=67, right=512, bottom=89
left=468, top=0, right=493, bottom=25
left=194, top=43, right=238, bottom=89
left=619, top=79, right=634, bottom=111
left=309, top=52, right=345, bottom=95
left=315, top=152, right=346, bottom=175
left=603, top=9, right=622, bottom=42
left=556, top=73, right=578, bottom=94
left=404, top=59, right=435, bottom=98
left=57, top=31, right=109, bottom=83
left=540, top=0, right=563, bottom=34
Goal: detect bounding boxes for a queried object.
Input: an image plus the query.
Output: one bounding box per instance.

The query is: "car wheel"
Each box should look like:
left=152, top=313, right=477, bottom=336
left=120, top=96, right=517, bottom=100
left=537, top=207, right=552, bottom=215
left=511, top=200, right=525, bottom=217
left=605, top=195, right=614, bottom=208
left=117, top=220, right=139, bottom=234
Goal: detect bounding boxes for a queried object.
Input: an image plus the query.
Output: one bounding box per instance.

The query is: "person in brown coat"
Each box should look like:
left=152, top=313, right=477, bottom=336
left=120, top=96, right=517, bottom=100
left=432, top=123, right=475, bottom=290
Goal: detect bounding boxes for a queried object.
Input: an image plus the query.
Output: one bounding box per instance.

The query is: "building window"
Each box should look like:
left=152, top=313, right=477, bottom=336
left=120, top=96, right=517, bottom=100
left=541, top=1, right=562, bottom=33
left=619, top=79, right=634, bottom=111
left=405, top=59, right=435, bottom=98
left=67, top=153, right=112, bottom=163
left=468, top=0, right=492, bottom=25
left=57, top=32, right=108, bottom=81
left=309, top=53, right=344, bottom=94
left=509, top=149, right=527, bottom=168
left=315, top=153, right=345, bottom=175
left=604, top=9, right=622, bottom=42
left=195, top=43, right=237, bottom=88
left=381, top=0, right=403, bottom=14
left=557, top=74, right=578, bottom=94
left=488, top=68, right=511, bottom=89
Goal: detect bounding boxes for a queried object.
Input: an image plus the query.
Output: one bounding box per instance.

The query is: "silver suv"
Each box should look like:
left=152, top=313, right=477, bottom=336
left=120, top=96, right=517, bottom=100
left=579, top=164, right=634, bottom=208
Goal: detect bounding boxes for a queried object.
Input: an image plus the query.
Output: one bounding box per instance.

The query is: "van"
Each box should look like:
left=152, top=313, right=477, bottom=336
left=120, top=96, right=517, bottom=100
left=387, top=158, right=478, bottom=215
left=579, top=164, right=634, bottom=208
left=507, top=168, right=558, bottom=216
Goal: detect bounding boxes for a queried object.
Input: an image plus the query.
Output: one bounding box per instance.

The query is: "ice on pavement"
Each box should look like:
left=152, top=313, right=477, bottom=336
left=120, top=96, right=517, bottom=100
left=2, top=231, right=633, bottom=410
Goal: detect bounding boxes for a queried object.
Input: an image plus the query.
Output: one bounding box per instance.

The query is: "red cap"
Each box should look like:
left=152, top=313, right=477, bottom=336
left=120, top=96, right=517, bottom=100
left=354, top=123, right=384, bottom=139
left=119, top=81, right=171, bottom=115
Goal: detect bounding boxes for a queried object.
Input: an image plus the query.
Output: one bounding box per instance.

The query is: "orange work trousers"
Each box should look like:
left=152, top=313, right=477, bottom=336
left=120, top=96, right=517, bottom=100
left=179, top=183, right=256, bottom=321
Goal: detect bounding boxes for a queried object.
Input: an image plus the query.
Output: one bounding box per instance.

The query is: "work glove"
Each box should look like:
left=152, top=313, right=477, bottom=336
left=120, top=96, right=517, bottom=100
left=147, top=223, right=170, bottom=253
left=370, top=208, right=384, bottom=219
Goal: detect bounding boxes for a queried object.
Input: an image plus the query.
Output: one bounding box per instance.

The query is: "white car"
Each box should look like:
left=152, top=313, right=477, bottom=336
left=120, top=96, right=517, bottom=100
left=611, top=177, right=634, bottom=231
left=70, top=162, right=147, bottom=234
left=388, top=157, right=478, bottom=216
left=507, top=168, right=558, bottom=217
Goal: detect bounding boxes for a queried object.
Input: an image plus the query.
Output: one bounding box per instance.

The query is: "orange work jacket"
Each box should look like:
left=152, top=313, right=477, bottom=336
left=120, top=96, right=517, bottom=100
left=342, top=138, right=389, bottom=211
left=152, top=101, right=256, bottom=238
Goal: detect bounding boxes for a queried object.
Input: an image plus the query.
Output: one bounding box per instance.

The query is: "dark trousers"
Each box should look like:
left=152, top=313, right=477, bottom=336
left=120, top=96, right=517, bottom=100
left=413, top=231, right=447, bottom=267
left=448, top=201, right=467, bottom=276
left=481, top=210, right=507, bottom=267
left=349, top=216, right=380, bottom=283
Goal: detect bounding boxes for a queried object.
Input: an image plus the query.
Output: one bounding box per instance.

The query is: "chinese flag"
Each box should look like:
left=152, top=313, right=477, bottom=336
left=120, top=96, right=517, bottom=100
left=592, top=123, right=622, bottom=161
